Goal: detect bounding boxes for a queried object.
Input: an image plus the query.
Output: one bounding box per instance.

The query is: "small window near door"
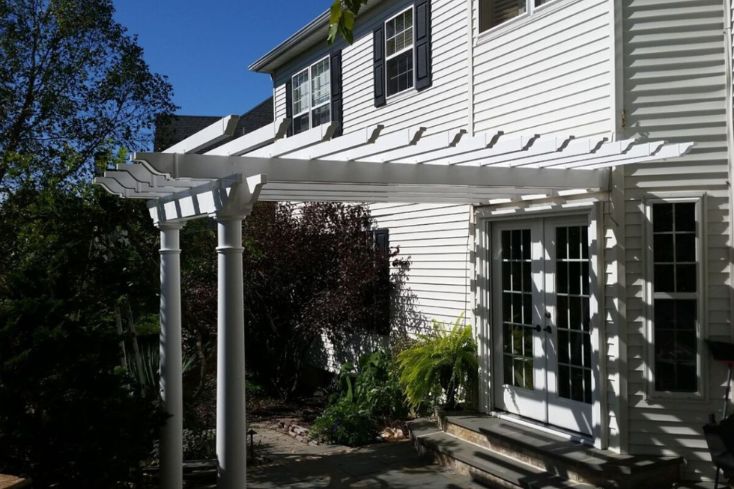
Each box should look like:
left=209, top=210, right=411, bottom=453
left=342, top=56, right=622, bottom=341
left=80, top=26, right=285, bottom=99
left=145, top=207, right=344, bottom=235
left=290, top=57, right=331, bottom=135
left=385, top=8, right=414, bottom=97
left=651, top=202, right=698, bottom=393
left=478, top=0, right=557, bottom=32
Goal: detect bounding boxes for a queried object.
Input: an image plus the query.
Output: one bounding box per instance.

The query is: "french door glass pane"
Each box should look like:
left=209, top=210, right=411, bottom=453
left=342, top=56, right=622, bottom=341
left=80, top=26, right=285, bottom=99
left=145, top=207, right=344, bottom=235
left=501, top=229, right=534, bottom=389
left=556, top=226, right=592, bottom=404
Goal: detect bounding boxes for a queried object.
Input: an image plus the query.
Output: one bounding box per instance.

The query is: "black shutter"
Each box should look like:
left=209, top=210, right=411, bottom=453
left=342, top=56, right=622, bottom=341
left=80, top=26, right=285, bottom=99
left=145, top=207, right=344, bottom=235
left=330, top=50, right=343, bottom=137
left=373, top=228, right=390, bottom=335
left=414, top=0, right=432, bottom=91
left=373, top=26, right=386, bottom=107
left=285, top=78, right=293, bottom=137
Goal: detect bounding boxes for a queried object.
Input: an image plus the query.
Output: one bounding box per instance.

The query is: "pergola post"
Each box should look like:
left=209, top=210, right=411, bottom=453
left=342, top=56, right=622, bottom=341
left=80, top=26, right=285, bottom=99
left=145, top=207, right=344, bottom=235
left=216, top=215, right=247, bottom=489
left=158, top=222, right=184, bottom=489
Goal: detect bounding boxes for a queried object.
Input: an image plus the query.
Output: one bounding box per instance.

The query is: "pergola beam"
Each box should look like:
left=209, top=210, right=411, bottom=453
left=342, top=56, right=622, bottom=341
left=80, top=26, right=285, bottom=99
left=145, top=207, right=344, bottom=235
left=132, top=152, right=608, bottom=192
left=163, top=115, right=240, bottom=154
left=204, top=118, right=286, bottom=156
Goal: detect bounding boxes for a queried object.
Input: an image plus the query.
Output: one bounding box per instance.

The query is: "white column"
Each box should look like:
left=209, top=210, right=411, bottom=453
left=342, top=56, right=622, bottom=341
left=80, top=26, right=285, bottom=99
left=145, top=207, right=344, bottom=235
left=216, top=216, right=247, bottom=489
left=158, top=223, right=183, bottom=489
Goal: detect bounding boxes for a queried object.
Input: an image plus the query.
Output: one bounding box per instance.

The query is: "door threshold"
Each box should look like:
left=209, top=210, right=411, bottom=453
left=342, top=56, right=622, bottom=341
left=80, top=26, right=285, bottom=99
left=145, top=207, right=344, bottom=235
left=489, top=410, right=594, bottom=446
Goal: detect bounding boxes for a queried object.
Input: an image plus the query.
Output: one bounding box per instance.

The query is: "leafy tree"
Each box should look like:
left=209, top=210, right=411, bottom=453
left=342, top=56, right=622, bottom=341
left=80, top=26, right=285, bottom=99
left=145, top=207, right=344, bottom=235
left=0, top=0, right=175, bottom=193
left=328, top=0, right=368, bottom=44
left=0, top=184, right=165, bottom=488
left=0, top=0, right=175, bottom=485
left=243, top=201, right=394, bottom=399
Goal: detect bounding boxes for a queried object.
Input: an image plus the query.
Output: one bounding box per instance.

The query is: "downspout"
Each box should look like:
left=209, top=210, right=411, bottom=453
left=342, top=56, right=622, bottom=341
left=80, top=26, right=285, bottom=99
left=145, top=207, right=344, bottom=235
left=609, top=0, right=628, bottom=454
left=467, top=0, right=474, bottom=136
left=724, top=0, right=734, bottom=343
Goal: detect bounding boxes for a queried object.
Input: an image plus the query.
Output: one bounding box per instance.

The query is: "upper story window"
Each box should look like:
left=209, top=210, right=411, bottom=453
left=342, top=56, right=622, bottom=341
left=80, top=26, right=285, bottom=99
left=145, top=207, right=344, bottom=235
left=479, top=0, right=555, bottom=32
left=385, top=8, right=414, bottom=97
left=291, top=56, right=331, bottom=135
left=650, top=201, right=700, bottom=394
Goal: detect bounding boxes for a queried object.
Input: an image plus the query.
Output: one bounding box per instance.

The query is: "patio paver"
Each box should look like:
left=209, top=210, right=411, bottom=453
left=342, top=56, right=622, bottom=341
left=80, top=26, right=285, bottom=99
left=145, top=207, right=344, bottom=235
left=243, top=423, right=485, bottom=489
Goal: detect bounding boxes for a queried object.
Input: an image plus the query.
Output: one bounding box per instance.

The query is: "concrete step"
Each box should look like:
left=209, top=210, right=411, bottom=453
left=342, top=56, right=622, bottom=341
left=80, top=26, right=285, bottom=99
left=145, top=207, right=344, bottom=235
left=409, top=419, right=598, bottom=489
left=442, top=415, right=682, bottom=489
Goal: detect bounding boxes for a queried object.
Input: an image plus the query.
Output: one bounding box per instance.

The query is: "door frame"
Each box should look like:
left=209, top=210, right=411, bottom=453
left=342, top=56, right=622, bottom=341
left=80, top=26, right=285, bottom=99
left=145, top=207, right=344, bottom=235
left=475, top=203, right=606, bottom=448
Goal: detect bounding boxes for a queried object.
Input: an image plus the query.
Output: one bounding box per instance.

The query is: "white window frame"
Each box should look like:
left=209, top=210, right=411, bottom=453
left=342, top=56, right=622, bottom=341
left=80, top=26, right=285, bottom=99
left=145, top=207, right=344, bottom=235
left=290, top=55, right=331, bottom=134
left=384, top=6, right=415, bottom=99
left=478, top=0, right=560, bottom=35
left=644, top=196, right=706, bottom=399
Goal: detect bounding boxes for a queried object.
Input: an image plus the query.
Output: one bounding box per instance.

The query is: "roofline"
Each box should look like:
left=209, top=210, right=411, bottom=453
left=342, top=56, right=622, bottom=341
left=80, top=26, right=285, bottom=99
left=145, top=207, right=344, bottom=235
left=248, top=10, right=330, bottom=74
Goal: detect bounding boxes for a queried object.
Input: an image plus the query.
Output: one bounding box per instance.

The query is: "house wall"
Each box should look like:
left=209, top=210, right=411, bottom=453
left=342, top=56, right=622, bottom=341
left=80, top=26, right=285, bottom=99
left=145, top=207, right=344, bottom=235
left=620, top=0, right=731, bottom=480
left=272, top=0, right=469, bottom=138
left=270, top=0, right=474, bottom=330
left=370, top=203, right=473, bottom=328
left=471, top=0, right=612, bottom=137
left=264, top=0, right=733, bottom=478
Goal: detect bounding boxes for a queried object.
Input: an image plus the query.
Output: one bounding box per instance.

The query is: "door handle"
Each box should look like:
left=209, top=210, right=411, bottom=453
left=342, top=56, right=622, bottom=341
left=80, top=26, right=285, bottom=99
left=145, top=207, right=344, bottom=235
left=535, top=325, right=552, bottom=334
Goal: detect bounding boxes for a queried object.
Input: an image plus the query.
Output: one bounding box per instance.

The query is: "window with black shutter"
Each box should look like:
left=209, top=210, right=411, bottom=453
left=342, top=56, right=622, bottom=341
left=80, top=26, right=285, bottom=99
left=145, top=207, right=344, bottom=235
left=374, top=2, right=431, bottom=106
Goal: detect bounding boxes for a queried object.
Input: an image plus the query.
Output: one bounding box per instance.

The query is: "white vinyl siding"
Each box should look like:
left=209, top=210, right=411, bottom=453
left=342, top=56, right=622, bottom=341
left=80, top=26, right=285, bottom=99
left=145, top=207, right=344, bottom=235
left=472, top=0, right=612, bottom=138
left=620, top=0, right=730, bottom=480
left=370, top=203, right=473, bottom=329
left=274, top=84, right=286, bottom=121
left=273, top=0, right=469, bottom=138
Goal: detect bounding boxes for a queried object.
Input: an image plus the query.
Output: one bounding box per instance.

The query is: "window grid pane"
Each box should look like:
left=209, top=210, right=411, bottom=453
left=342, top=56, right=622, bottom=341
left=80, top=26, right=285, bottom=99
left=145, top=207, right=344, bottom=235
left=292, top=70, right=310, bottom=117
left=385, top=9, right=414, bottom=97
left=501, top=229, right=534, bottom=390
left=310, top=58, right=330, bottom=108
left=652, top=202, right=698, bottom=393
left=386, top=51, right=414, bottom=97
left=291, top=57, right=332, bottom=136
left=385, top=9, right=413, bottom=57
left=555, top=226, right=592, bottom=404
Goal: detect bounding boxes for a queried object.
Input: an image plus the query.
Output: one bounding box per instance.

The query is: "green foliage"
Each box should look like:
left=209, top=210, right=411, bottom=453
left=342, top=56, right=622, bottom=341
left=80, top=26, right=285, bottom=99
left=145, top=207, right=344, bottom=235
left=243, top=202, right=395, bottom=399
left=313, top=349, right=408, bottom=446
left=328, top=0, right=366, bottom=44
left=182, top=429, right=216, bottom=461
left=345, top=350, right=408, bottom=423
left=397, top=316, right=478, bottom=410
left=310, top=399, right=377, bottom=446
left=0, top=185, right=165, bottom=488
left=0, top=0, right=176, bottom=193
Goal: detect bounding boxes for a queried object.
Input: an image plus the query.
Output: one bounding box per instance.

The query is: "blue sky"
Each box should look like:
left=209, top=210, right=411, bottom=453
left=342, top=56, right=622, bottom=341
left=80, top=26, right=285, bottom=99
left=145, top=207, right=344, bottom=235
left=113, top=1, right=328, bottom=116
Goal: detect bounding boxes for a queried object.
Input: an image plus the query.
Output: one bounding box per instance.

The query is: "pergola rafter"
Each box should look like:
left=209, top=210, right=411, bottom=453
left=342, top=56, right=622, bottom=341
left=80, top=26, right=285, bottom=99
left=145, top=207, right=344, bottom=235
left=94, top=116, right=695, bottom=489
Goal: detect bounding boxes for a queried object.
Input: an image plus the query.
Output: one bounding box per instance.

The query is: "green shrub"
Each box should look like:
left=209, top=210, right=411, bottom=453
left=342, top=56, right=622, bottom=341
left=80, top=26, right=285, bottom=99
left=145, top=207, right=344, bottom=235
left=310, top=399, right=377, bottom=446
left=182, top=429, right=216, bottom=460
left=397, top=315, right=478, bottom=410
left=312, top=349, right=408, bottom=446
left=354, top=350, right=408, bottom=423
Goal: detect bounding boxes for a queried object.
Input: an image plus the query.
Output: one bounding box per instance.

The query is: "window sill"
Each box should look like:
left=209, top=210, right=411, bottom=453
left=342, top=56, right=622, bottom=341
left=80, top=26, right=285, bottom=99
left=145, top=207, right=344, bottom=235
left=643, top=391, right=706, bottom=403
left=476, top=0, right=583, bottom=47
left=384, top=86, right=418, bottom=106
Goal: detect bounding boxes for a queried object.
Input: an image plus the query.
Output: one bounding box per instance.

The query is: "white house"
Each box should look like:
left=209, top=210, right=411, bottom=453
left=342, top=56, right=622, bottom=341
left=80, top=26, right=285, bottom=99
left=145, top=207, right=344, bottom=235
left=98, top=0, right=734, bottom=487
left=246, top=0, right=734, bottom=484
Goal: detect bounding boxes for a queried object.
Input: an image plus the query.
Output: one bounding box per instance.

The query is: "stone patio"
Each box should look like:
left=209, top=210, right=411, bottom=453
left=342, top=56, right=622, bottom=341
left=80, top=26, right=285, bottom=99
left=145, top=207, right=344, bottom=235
left=192, top=422, right=485, bottom=489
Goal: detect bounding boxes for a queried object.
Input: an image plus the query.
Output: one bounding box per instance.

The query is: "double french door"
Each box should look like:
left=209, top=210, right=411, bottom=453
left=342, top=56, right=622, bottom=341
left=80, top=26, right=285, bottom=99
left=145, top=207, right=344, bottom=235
left=491, top=216, right=594, bottom=436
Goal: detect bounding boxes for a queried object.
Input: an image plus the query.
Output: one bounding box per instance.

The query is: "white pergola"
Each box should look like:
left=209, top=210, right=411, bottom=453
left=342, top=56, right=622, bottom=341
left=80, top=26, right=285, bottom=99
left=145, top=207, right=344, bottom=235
left=95, top=115, right=693, bottom=489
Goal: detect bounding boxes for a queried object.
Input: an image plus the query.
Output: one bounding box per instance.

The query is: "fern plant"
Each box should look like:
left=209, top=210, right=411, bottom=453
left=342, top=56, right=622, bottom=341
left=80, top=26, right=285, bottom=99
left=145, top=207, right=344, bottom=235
left=397, top=315, right=478, bottom=410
